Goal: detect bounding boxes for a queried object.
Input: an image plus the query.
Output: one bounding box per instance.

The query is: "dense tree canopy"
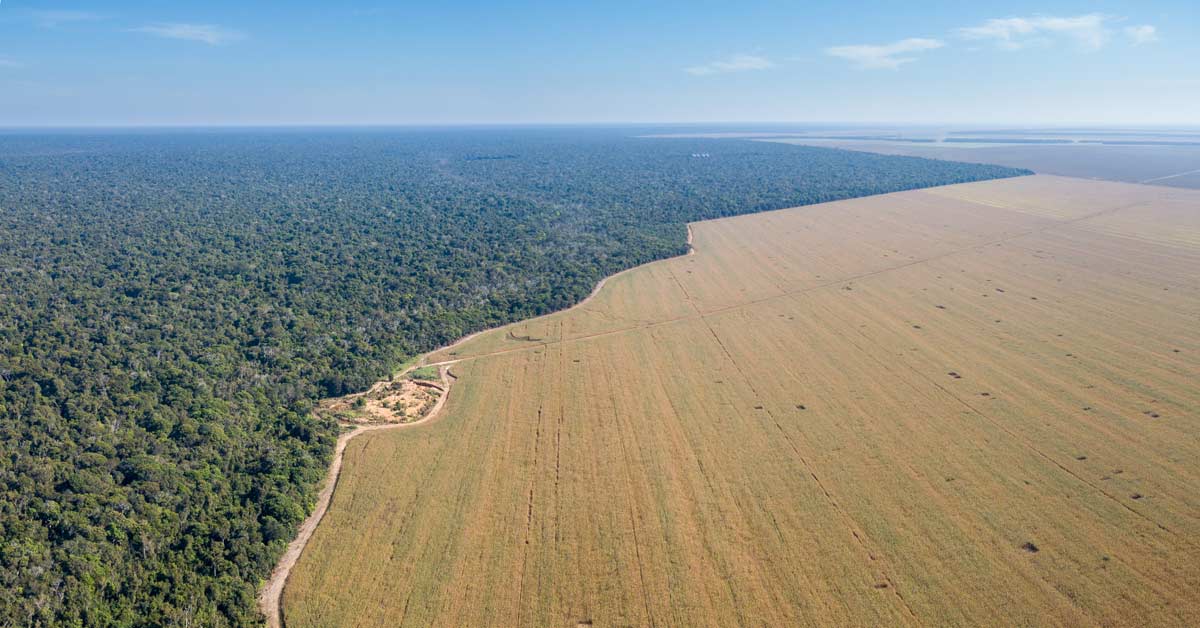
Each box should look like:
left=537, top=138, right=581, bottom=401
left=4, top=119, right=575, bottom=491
left=0, top=128, right=1028, bottom=626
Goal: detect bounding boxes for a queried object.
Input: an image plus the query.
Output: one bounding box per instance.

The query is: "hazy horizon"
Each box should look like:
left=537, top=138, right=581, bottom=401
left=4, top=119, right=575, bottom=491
left=3, top=122, right=1200, bottom=132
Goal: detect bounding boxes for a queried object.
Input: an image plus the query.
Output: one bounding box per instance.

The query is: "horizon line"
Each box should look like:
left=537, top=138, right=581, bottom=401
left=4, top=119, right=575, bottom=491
left=2, top=121, right=1200, bottom=132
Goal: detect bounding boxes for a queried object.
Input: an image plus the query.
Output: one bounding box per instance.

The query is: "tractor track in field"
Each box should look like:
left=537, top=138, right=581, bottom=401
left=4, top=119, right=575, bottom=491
left=422, top=196, right=1150, bottom=372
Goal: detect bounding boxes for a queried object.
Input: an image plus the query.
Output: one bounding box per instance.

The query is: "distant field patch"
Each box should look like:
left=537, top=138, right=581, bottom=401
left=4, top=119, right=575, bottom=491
left=764, top=137, right=1200, bottom=189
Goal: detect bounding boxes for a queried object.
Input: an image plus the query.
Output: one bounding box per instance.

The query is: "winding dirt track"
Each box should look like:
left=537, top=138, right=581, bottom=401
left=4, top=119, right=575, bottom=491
left=258, top=224, right=696, bottom=627
left=257, top=366, right=458, bottom=628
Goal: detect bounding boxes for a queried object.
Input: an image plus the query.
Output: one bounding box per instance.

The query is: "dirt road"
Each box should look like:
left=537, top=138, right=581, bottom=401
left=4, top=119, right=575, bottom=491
left=257, top=366, right=457, bottom=628
left=259, top=222, right=698, bottom=626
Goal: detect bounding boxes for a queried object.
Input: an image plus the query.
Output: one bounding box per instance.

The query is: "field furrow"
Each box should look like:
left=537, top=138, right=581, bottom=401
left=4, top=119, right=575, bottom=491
left=285, top=175, right=1200, bottom=627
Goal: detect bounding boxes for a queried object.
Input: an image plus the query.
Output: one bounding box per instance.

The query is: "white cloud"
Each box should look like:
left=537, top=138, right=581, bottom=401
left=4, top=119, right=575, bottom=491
left=1125, top=24, right=1158, bottom=45
left=0, top=58, right=23, bottom=69
left=29, top=10, right=103, bottom=27
left=131, top=23, right=246, bottom=46
left=956, top=14, right=1116, bottom=50
left=685, top=54, right=774, bottom=76
left=825, top=38, right=944, bottom=70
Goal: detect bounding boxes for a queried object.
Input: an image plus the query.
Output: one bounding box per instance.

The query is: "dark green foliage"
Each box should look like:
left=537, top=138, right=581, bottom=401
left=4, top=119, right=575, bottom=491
left=0, top=128, right=1028, bottom=626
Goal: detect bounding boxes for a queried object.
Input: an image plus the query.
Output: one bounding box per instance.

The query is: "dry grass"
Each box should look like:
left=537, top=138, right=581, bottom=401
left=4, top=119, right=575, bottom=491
left=283, top=175, right=1200, bottom=627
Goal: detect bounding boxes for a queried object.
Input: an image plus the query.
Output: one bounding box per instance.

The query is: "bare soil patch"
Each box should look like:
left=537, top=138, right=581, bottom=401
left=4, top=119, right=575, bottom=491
left=319, top=377, right=443, bottom=425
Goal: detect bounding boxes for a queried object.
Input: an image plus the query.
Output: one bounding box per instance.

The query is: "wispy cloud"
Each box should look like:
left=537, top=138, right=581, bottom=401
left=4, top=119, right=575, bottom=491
left=825, top=38, right=944, bottom=69
left=1124, top=24, right=1158, bottom=45
left=685, top=54, right=774, bottom=76
left=29, top=10, right=103, bottom=27
left=956, top=14, right=1115, bottom=51
left=0, top=58, right=24, bottom=69
left=131, top=23, right=246, bottom=46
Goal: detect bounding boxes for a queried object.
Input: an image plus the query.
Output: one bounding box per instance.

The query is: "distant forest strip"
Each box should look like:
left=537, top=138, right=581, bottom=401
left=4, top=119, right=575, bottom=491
left=0, top=128, right=1029, bottom=626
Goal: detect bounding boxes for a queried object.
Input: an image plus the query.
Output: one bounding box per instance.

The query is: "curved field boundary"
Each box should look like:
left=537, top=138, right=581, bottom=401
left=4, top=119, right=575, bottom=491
left=259, top=223, right=697, bottom=627
left=258, top=366, right=457, bottom=628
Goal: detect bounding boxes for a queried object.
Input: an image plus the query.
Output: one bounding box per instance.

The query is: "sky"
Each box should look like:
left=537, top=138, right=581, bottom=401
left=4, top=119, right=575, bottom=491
left=0, top=0, right=1197, bottom=127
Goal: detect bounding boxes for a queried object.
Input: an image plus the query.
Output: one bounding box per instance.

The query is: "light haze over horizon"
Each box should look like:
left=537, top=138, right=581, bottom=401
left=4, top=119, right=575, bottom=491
left=1, top=0, right=1197, bottom=127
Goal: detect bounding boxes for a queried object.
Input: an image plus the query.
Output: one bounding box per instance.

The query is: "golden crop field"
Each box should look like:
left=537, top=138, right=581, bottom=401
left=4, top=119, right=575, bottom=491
left=282, top=175, right=1200, bottom=627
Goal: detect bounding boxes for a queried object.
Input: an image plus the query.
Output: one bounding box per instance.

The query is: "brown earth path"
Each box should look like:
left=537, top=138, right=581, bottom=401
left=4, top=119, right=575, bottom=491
left=258, top=366, right=457, bottom=628
left=259, top=223, right=696, bottom=627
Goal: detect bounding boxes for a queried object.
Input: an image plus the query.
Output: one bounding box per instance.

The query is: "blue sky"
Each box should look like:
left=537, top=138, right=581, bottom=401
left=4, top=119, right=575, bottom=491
left=0, top=0, right=1196, bottom=126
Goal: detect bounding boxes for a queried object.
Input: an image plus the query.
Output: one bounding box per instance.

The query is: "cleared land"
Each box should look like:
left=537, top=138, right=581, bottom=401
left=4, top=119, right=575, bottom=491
left=283, top=175, right=1200, bottom=627
left=764, top=137, right=1200, bottom=190
left=259, top=365, right=458, bottom=628
left=318, top=374, right=444, bottom=425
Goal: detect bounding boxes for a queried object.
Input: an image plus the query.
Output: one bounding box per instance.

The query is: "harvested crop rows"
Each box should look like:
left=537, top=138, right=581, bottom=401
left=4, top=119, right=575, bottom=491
left=283, top=175, right=1200, bottom=627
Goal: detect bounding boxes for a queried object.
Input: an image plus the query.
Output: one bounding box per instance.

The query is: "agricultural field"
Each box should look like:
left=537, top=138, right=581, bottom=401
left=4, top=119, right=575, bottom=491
left=283, top=174, right=1200, bottom=627
left=765, top=137, right=1200, bottom=189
